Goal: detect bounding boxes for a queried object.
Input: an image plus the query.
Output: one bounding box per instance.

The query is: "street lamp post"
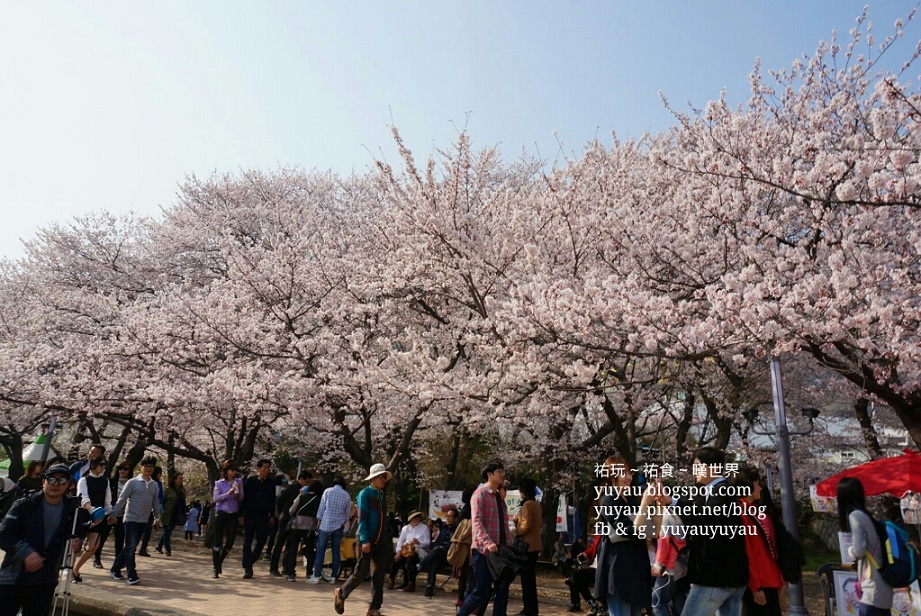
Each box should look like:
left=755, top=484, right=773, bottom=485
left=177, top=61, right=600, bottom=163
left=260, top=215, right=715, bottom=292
left=743, top=357, right=818, bottom=616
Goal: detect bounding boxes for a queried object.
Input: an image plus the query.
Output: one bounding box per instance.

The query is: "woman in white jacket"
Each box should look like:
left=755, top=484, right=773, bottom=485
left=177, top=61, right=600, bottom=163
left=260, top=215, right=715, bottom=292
left=837, top=477, right=893, bottom=616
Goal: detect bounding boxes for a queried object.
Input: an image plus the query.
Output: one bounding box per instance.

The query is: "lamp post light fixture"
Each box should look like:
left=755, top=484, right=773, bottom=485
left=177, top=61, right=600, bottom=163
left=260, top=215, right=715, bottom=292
left=742, top=358, right=819, bottom=616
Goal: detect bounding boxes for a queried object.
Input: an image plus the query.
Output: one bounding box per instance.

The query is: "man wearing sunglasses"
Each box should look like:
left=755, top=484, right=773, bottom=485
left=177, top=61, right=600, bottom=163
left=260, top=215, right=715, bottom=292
left=0, top=463, right=83, bottom=616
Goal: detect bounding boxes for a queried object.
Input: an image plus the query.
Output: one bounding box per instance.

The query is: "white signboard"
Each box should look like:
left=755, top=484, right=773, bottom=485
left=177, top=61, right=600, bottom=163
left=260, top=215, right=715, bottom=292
left=429, top=490, right=465, bottom=521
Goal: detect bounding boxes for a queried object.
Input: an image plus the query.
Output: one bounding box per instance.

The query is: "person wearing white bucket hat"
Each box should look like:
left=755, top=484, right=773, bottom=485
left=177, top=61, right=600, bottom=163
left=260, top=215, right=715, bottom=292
left=333, top=463, right=392, bottom=616
left=364, top=463, right=393, bottom=483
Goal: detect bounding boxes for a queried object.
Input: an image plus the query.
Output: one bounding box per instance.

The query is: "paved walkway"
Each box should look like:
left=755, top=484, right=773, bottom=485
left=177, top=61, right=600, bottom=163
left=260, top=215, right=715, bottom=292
left=63, top=538, right=577, bottom=616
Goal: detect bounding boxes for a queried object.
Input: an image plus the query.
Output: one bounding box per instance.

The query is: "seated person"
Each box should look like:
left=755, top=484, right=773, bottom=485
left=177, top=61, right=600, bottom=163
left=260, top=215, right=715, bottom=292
left=388, top=510, right=430, bottom=592
left=410, top=507, right=459, bottom=596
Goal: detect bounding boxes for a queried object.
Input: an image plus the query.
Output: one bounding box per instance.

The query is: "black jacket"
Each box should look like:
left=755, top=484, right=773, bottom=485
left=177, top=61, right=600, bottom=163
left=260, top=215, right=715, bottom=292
left=276, top=483, right=300, bottom=521
left=242, top=476, right=276, bottom=518
left=594, top=492, right=652, bottom=608
left=433, top=523, right=455, bottom=550
left=0, top=492, right=82, bottom=586
left=683, top=480, right=749, bottom=588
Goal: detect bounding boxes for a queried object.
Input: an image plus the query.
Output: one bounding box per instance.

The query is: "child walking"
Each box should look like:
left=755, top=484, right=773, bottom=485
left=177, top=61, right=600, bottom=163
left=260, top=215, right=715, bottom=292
left=184, top=500, right=201, bottom=540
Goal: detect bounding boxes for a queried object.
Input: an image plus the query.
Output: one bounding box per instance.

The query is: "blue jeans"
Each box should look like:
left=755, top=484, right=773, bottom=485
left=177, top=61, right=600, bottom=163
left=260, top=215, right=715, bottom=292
left=652, top=574, right=687, bottom=616
left=606, top=590, right=644, bottom=616
left=112, top=521, right=145, bottom=579
left=682, top=585, right=744, bottom=616
left=313, top=527, right=343, bottom=578
left=416, top=545, right=447, bottom=587
left=457, top=550, right=509, bottom=616
left=138, top=512, right=154, bottom=551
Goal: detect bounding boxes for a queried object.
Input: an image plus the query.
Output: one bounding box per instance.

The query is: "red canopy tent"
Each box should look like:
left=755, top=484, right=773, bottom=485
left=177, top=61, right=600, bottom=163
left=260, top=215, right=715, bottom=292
left=815, top=449, right=921, bottom=498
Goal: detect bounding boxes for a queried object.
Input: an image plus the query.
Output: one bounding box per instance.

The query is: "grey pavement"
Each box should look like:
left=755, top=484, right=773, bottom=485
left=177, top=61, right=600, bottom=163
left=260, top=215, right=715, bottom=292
left=54, top=537, right=579, bottom=616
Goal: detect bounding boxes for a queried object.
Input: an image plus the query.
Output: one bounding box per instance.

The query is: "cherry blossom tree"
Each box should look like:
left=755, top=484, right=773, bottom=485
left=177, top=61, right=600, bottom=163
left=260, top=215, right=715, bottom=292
left=653, top=9, right=921, bottom=445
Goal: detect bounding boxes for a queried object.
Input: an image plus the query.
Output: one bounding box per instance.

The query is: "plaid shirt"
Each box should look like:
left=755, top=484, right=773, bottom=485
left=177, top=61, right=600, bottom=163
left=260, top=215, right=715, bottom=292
left=316, top=484, right=352, bottom=532
left=470, top=483, right=511, bottom=554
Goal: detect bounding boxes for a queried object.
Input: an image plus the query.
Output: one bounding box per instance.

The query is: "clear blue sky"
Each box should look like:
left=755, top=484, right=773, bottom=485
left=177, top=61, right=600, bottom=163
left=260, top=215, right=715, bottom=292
left=0, top=2, right=915, bottom=259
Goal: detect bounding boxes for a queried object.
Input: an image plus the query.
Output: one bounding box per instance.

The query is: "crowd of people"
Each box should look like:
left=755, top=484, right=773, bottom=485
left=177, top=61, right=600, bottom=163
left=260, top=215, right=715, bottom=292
left=0, top=443, right=905, bottom=616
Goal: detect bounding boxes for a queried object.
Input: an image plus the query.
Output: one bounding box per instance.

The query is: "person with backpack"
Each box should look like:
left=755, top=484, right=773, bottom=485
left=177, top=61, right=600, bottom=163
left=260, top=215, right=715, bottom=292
left=269, top=470, right=311, bottom=577
left=837, top=477, right=893, bottom=616
left=283, top=476, right=322, bottom=581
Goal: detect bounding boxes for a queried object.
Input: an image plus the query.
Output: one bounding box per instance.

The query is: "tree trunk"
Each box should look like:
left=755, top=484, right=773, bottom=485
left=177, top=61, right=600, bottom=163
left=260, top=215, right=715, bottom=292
left=106, top=425, right=133, bottom=478
left=853, top=398, right=883, bottom=460
left=540, top=489, right=560, bottom=559
left=701, top=393, right=733, bottom=451
left=675, top=390, right=695, bottom=462
left=445, top=427, right=462, bottom=489
left=0, top=438, right=24, bottom=481
left=890, top=403, right=921, bottom=450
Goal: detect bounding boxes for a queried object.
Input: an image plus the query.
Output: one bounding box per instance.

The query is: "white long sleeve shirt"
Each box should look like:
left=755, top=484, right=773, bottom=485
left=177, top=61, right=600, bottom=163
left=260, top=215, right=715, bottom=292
left=395, top=522, right=431, bottom=554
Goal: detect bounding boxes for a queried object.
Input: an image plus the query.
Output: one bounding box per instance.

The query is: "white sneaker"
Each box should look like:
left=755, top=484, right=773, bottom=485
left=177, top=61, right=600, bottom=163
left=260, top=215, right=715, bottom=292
left=320, top=571, right=334, bottom=583
left=305, top=575, right=320, bottom=584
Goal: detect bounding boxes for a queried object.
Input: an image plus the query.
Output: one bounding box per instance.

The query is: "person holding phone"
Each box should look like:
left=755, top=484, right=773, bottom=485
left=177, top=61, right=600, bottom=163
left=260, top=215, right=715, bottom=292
left=210, top=460, right=243, bottom=579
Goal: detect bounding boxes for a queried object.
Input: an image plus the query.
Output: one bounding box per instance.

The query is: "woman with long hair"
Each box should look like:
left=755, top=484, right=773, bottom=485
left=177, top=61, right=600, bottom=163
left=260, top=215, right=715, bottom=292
left=16, top=460, right=44, bottom=494
left=157, top=471, right=187, bottom=556
left=211, top=460, right=243, bottom=578
left=837, top=477, right=893, bottom=616
left=515, top=477, right=543, bottom=616
left=734, top=466, right=783, bottom=616
left=595, top=455, right=656, bottom=616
